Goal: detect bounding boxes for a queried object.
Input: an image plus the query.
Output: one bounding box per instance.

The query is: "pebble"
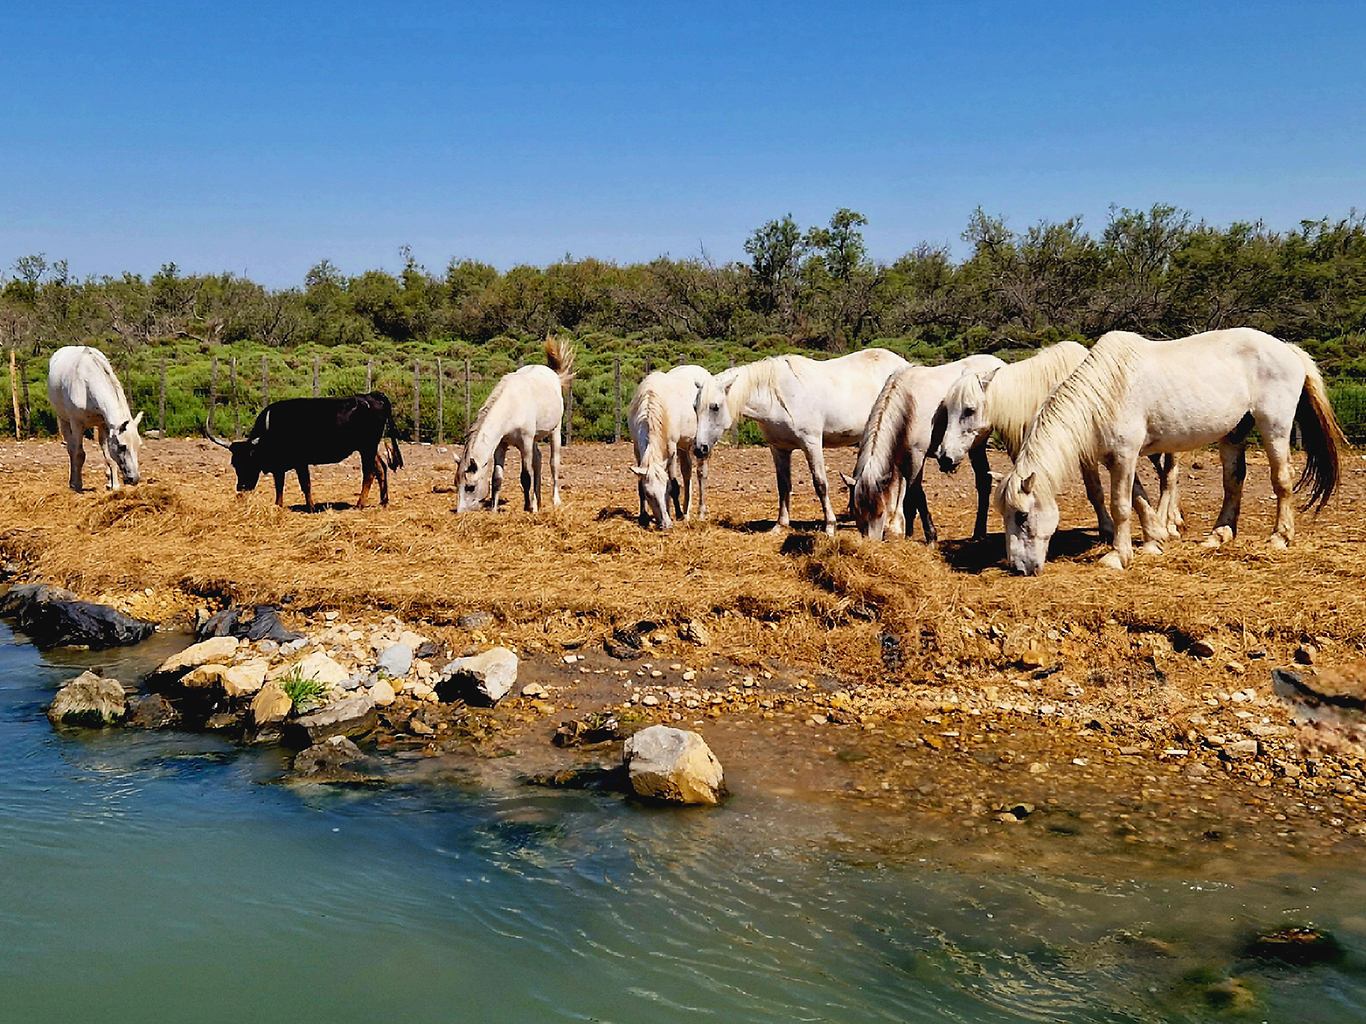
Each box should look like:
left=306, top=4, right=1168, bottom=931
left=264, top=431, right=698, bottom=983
left=410, top=718, right=435, bottom=736
left=1296, top=643, right=1317, bottom=665
left=520, top=682, right=547, bottom=698
left=324, top=611, right=339, bottom=621
left=641, top=695, right=659, bottom=707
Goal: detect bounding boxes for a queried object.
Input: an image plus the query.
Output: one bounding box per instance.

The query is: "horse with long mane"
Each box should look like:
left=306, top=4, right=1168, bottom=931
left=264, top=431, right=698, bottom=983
left=931, top=340, right=1181, bottom=543
left=47, top=345, right=143, bottom=492
left=996, top=328, right=1345, bottom=574
left=692, top=349, right=911, bottom=535
left=628, top=365, right=712, bottom=529
left=844, top=354, right=1004, bottom=542
left=456, top=337, right=575, bottom=513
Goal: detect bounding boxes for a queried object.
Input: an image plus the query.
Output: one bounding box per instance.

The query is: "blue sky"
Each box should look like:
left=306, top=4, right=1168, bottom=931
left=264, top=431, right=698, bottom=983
left=3, top=0, right=1364, bottom=285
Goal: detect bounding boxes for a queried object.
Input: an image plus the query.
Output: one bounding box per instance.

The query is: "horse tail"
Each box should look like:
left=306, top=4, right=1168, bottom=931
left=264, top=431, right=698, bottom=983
left=1289, top=344, right=1344, bottom=511
left=381, top=395, right=404, bottom=471
left=544, top=334, right=577, bottom=386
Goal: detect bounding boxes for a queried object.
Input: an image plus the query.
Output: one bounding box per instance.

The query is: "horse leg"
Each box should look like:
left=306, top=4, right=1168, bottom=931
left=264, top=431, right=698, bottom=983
left=1200, top=439, right=1246, bottom=549
left=695, top=452, right=708, bottom=520
left=677, top=447, right=694, bottom=519
left=60, top=419, right=83, bottom=492
left=1081, top=460, right=1115, bottom=544
left=1129, top=474, right=1167, bottom=555
left=490, top=443, right=507, bottom=511
left=518, top=438, right=537, bottom=512
left=1099, top=453, right=1139, bottom=570
left=915, top=472, right=937, bottom=546
left=1152, top=453, right=1183, bottom=535
left=549, top=426, right=563, bottom=506
left=769, top=447, right=793, bottom=531
left=96, top=424, right=117, bottom=490
left=969, top=443, right=991, bottom=540
left=887, top=474, right=907, bottom=538
left=801, top=443, right=836, bottom=536
left=1264, top=432, right=1295, bottom=549
left=667, top=449, right=684, bottom=520
left=298, top=465, right=314, bottom=512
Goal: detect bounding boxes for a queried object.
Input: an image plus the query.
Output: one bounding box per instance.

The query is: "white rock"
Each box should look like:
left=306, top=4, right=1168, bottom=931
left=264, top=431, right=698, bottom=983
left=368, top=679, right=396, bottom=706
left=623, top=725, right=725, bottom=805
left=154, top=636, right=239, bottom=677
left=251, top=682, right=293, bottom=726
left=269, top=650, right=349, bottom=687
left=48, top=671, right=126, bottom=727
left=376, top=643, right=413, bottom=678
left=223, top=660, right=269, bottom=698
left=398, top=630, right=427, bottom=651
left=439, top=647, right=519, bottom=705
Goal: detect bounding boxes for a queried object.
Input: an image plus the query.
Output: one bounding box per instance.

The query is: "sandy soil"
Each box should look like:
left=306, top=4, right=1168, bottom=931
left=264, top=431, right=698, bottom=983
left=3, top=435, right=1366, bottom=867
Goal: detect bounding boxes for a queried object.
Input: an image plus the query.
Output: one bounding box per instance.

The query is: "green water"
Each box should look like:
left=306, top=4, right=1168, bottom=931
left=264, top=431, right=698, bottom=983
left=2, top=622, right=1365, bottom=1023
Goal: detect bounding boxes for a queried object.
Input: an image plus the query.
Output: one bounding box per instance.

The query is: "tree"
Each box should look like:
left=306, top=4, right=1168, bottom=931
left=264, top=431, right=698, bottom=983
left=744, top=214, right=805, bottom=325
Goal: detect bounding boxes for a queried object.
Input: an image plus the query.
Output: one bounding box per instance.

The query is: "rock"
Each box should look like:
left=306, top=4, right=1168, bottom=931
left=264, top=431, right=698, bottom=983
left=1018, top=648, right=1044, bottom=670
left=414, top=641, right=442, bottom=661
left=680, top=619, right=710, bottom=646
left=523, top=764, right=626, bottom=790
left=223, top=660, right=269, bottom=698
left=287, top=694, right=377, bottom=746
left=368, top=679, right=396, bottom=706
left=180, top=664, right=233, bottom=691
left=273, top=650, right=348, bottom=687
left=553, top=714, right=622, bottom=747
left=1225, top=738, right=1260, bottom=761
left=1295, top=643, right=1317, bottom=665
left=520, top=682, right=547, bottom=699
left=196, top=607, right=240, bottom=640
left=47, top=671, right=126, bottom=727
left=250, top=682, right=293, bottom=727
left=11, top=590, right=155, bottom=651
left=204, top=712, right=240, bottom=730
left=197, top=604, right=303, bottom=644
left=1243, top=926, right=1343, bottom=966
left=152, top=636, right=240, bottom=681
left=437, top=647, right=518, bottom=706
left=410, top=718, right=435, bottom=736
left=458, top=611, right=493, bottom=630
left=125, top=693, right=181, bottom=729
left=622, top=725, right=725, bottom=805
left=1188, top=637, right=1216, bottom=658
left=1201, top=978, right=1256, bottom=1012
left=397, top=630, right=427, bottom=652
left=254, top=639, right=279, bottom=656
left=376, top=643, right=413, bottom=678
left=292, top=736, right=368, bottom=781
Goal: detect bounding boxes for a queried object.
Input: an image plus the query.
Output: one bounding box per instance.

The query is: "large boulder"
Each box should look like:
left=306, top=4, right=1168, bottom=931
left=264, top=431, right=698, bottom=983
left=271, top=650, right=348, bottom=687
left=291, top=736, right=369, bottom=782
left=150, top=636, right=240, bottom=683
left=251, top=682, right=293, bottom=727
left=287, top=694, right=377, bottom=746
left=47, top=671, right=127, bottom=727
left=623, top=726, right=725, bottom=805
left=6, top=584, right=155, bottom=650
left=437, top=647, right=518, bottom=706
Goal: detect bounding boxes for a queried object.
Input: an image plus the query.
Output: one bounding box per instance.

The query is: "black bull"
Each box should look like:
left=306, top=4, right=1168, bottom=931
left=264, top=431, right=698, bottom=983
left=205, top=393, right=404, bottom=510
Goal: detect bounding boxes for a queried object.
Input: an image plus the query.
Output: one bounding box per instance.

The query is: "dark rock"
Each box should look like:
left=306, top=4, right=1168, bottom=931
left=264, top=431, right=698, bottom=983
left=47, top=671, right=126, bottom=727
left=2, top=584, right=153, bottom=650
left=286, top=695, right=378, bottom=746
left=879, top=632, right=903, bottom=672
left=414, top=641, right=441, bottom=661
left=204, top=712, right=241, bottom=731
left=196, top=607, right=240, bottom=640
left=195, top=604, right=302, bottom=645
left=523, top=764, right=626, bottom=790
left=291, top=736, right=369, bottom=782
left=1243, top=926, right=1344, bottom=966
left=0, top=583, right=76, bottom=616
left=125, top=693, right=181, bottom=729
left=553, top=713, right=623, bottom=747
left=605, top=625, right=644, bottom=660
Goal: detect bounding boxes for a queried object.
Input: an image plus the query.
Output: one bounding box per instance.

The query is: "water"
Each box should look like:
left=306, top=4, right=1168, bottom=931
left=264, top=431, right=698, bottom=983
left=2, top=622, right=1365, bottom=1023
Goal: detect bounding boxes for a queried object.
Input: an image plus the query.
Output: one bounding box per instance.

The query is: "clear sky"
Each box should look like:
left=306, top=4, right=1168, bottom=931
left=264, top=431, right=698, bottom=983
left=3, top=0, right=1364, bottom=285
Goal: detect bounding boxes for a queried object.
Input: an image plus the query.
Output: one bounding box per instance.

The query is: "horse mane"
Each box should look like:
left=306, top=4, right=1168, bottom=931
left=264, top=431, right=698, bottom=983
left=985, top=341, right=1088, bottom=458
left=462, top=372, right=515, bottom=466
left=1008, top=332, right=1139, bottom=499
left=851, top=367, right=917, bottom=515
left=723, top=356, right=794, bottom=421
left=544, top=335, right=576, bottom=385
left=627, top=373, right=672, bottom=473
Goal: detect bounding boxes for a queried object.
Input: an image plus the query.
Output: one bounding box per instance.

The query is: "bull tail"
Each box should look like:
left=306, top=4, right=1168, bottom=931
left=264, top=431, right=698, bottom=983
left=544, top=334, right=576, bottom=386
left=1289, top=344, right=1344, bottom=511
left=383, top=398, right=404, bottom=472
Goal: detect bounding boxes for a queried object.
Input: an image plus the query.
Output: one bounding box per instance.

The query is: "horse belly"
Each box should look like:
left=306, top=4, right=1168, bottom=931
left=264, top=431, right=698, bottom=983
left=1138, top=370, right=1253, bottom=453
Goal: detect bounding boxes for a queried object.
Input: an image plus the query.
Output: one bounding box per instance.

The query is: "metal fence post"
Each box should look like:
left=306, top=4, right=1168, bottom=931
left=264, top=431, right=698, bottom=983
left=613, top=355, right=621, bottom=443
left=313, top=354, right=320, bottom=397
left=230, top=356, right=239, bottom=437
left=158, top=358, right=166, bottom=436
left=436, top=356, right=444, bottom=444
left=412, top=359, right=420, bottom=442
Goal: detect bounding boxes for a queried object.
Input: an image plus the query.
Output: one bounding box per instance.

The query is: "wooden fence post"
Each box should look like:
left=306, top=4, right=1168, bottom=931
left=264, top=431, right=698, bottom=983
left=436, top=356, right=444, bottom=444
left=158, top=358, right=166, bottom=436
left=412, top=359, right=421, bottom=442
left=262, top=355, right=270, bottom=407
left=208, top=357, right=219, bottom=434
left=366, top=358, right=373, bottom=392
left=644, top=356, right=652, bottom=376
left=18, top=359, right=30, bottom=437
left=230, top=356, right=239, bottom=437
left=613, top=355, right=621, bottom=443
left=464, top=358, right=471, bottom=434
left=313, top=354, right=320, bottom=397
left=8, top=349, right=19, bottom=440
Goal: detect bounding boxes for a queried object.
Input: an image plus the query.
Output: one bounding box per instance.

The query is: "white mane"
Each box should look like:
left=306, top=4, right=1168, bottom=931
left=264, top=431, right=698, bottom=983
left=722, top=356, right=796, bottom=421
left=627, top=374, right=673, bottom=474
left=851, top=367, right=917, bottom=515
left=1007, top=332, right=1139, bottom=500
left=977, top=341, right=1088, bottom=458
left=465, top=373, right=514, bottom=461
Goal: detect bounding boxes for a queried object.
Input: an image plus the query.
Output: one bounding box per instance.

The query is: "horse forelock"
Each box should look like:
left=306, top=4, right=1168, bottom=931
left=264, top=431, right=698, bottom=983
left=987, top=341, right=1089, bottom=459
left=1014, top=333, right=1138, bottom=494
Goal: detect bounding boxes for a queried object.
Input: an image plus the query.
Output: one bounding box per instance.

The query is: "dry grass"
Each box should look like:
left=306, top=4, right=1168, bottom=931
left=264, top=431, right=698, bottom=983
left=1, top=439, right=1364, bottom=689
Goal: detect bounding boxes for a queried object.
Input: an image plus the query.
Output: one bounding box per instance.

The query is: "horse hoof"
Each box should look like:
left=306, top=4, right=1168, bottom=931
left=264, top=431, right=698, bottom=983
left=1139, top=541, right=1163, bottom=556
left=1268, top=535, right=1289, bottom=551
left=1199, top=526, right=1234, bottom=549
left=1099, top=551, right=1126, bottom=570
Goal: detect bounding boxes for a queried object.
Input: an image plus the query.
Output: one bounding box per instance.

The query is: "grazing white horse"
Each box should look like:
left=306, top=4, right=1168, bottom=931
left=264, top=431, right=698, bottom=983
left=844, top=354, right=1005, bottom=542
left=931, top=340, right=1182, bottom=543
left=456, top=337, right=574, bottom=513
left=47, top=346, right=143, bottom=492
left=692, top=349, right=911, bottom=535
left=628, top=365, right=712, bottom=529
left=996, top=328, right=1345, bottom=574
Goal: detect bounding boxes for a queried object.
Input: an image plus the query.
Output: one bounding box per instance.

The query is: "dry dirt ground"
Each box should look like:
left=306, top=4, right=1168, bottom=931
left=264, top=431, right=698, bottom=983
left=3, top=436, right=1366, bottom=870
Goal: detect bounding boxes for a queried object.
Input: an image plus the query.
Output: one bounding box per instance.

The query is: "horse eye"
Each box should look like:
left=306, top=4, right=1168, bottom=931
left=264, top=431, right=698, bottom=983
left=962, top=407, right=976, bottom=417
left=1014, top=511, right=1029, bottom=527
left=464, top=483, right=476, bottom=491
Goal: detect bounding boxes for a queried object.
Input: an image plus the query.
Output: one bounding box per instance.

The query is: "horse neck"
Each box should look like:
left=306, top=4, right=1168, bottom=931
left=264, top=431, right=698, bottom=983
left=853, top=375, right=912, bottom=501
left=465, top=379, right=515, bottom=465
left=727, top=359, right=780, bottom=420
left=88, top=356, right=131, bottom=426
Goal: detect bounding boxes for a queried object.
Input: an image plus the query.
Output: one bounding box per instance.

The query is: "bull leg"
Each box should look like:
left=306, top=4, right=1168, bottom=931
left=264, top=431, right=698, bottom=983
left=59, top=418, right=84, bottom=492
left=376, top=453, right=390, bottom=506
left=273, top=472, right=286, bottom=507
left=357, top=448, right=376, bottom=508
left=969, top=443, right=991, bottom=540
left=298, top=466, right=314, bottom=512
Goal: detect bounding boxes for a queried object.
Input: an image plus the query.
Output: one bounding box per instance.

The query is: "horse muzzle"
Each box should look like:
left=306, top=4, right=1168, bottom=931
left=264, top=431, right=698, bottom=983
left=937, top=454, right=959, bottom=474
left=693, top=443, right=710, bottom=459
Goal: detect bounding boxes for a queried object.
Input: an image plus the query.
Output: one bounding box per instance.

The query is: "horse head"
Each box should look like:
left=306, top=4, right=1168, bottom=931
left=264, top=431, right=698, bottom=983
left=934, top=368, right=997, bottom=472
left=105, top=410, right=144, bottom=486
left=692, top=375, right=733, bottom=459
left=995, top=469, right=1057, bottom=575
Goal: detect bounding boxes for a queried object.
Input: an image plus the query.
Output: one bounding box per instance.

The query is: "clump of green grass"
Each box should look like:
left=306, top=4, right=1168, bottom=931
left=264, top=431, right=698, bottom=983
left=278, top=670, right=329, bottom=713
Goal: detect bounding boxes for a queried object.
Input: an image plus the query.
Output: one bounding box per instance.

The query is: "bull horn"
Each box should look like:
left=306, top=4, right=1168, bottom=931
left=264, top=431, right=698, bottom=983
left=202, top=420, right=233, bottom=449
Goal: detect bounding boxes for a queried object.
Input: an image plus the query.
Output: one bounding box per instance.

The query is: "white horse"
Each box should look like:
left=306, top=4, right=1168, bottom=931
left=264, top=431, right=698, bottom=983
left=628, top=365, right=712, bottom=529
left=692, top=349, right=911, bottom=535
left=931, top=340, right=1182, bottom=543
left=456, top=337, right=574, bottom=513
left=47, top=346, right=143, bottom=492
left=844, top=354, right=1005, bottom=542
left=996, top=328, right=1345, bottom=574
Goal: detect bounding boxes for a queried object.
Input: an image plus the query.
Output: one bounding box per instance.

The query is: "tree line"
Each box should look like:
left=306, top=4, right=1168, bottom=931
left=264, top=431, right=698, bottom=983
left=4, top=201, right=1366, bottom=389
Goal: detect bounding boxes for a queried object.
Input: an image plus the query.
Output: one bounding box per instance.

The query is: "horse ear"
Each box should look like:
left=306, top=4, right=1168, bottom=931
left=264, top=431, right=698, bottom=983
left=839, top=472, right=856, bottom=490
left=630, top=466, right=648, bottom=477
left=978, top=368, right=1000, bottom=390
left=132, top=411, right=144, bottom=428
left=1020, top=472, right=1035, bottom=495
left=116, top=420, right=129, bottom=434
